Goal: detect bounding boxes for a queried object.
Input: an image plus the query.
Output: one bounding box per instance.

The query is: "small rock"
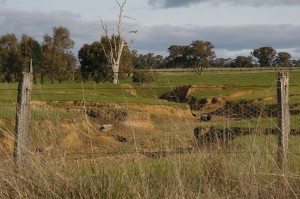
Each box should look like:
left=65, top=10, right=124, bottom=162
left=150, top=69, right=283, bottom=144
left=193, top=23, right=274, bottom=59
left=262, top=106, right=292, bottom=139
left=99, top=124, right=113, bottom=132
left=200, top=114, right=212, bottom=121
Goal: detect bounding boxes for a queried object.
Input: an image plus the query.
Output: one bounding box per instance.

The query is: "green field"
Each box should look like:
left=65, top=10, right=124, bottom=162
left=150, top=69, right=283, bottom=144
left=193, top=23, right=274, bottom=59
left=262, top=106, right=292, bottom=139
left=1, top=69, right=300, bottom=104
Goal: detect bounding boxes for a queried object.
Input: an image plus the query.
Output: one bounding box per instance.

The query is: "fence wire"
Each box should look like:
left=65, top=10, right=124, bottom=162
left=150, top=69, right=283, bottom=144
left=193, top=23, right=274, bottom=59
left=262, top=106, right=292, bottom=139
left=0, top=70, right=299, bottom=162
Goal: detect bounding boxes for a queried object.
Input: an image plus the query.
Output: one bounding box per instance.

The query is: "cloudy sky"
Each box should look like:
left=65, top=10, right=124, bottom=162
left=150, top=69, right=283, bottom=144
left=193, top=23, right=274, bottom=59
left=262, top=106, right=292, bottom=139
left=1, top=0, right=300, bottom=59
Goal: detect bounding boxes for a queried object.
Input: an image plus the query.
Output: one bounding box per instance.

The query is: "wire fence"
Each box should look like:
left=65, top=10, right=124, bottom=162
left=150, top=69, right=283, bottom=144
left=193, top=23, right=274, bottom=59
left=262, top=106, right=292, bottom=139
left=0, top=69, right=299, bottom=161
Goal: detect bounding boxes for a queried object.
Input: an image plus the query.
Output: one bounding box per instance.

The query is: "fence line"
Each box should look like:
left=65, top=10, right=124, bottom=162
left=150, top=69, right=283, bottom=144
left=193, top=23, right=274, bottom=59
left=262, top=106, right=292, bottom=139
left=0, top=69, right=298, bottom=173
left=0, top=85, right=283, bottom=91
left=141, top=67, right=300, bottom=73
left=29, top=149, right=300, bottom=156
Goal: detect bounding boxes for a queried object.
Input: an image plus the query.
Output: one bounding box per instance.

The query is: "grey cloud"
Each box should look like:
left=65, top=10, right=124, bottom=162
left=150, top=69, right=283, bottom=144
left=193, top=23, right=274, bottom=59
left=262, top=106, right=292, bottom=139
left=0, top=7, right=139, bottom=56
left=148, top=0, right=300, bottom=8
left=0, top=0, right=7, bottom=4
left=148, top=0, right=204, bottom=8
left=1, top=7, right=300, bottom=59
left=0, top=8, right=101, bottom=55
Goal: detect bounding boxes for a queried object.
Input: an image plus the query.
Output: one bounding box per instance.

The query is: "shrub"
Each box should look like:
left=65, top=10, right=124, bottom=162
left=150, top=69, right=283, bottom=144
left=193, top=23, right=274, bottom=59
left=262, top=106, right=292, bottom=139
left=199, top=98, right=208, bottom=104
left=212, top=97, right=218, bottom=104
left=132, top=69, right=158, bottom=85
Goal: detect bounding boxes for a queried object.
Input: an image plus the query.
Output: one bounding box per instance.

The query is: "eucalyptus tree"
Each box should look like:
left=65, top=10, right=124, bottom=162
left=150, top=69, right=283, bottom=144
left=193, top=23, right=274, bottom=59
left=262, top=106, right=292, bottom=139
left=251, top=46, right=277, bottom=67
left=78, top=41, right=111, bottom=82
left=275, top=52, right=291, bottom=67
left=0, top=34, right=21, bottom=82
left=166, top=40, right=215, bottom=74
left=132, top=52, right=165, bottom=69
left=212, top=58, right=233, bottom=68
left=189, top=40, right=215, bottom=74
left=42, top=26, right=76, bottom=83
left=234, top=56, right=253, bottom=68
left=20, top=34, right=43, bottom=83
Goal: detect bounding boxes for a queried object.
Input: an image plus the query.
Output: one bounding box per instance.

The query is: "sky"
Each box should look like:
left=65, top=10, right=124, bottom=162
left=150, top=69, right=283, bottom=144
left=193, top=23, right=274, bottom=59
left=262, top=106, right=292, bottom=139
left=1, top=0, right=300, bottom=59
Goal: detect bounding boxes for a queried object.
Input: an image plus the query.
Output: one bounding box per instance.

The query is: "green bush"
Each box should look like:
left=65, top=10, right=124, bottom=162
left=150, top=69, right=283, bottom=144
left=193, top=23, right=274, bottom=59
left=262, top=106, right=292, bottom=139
left=132, top=69, right=158, bottom=84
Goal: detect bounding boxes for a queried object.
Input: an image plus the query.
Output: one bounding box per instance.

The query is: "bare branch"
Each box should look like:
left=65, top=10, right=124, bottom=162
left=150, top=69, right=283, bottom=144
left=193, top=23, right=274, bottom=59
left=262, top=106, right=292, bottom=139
left=124, top=15, right=136, bottom=20
left=100, top=21, right=110, bottom=59
left=116, top=0, right=127, bottom=10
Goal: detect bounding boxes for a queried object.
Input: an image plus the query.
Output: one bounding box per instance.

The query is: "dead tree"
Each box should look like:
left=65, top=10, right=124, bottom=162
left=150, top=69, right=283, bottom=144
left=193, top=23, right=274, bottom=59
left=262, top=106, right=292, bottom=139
left=100, top=0, right=136, bottom=84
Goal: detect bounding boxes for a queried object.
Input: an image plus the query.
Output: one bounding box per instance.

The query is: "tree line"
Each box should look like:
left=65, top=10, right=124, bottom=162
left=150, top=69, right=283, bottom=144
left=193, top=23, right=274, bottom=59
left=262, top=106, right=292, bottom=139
left=133, top=43, right=300, bottom=70
left=0, top=27, right=76, bottom=83
left=1, top=26, right=300, bottom=84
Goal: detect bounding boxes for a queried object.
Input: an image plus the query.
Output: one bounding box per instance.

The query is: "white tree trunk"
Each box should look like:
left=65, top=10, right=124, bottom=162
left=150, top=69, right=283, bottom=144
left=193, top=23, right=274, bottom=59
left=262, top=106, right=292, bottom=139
left=113, top=71, right=119, bottom=84
left=112, top=62, right=119, bottom=84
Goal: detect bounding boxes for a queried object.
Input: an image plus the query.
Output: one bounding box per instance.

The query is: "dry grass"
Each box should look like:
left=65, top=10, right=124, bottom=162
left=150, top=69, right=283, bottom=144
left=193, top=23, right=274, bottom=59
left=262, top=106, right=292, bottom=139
left=1, top=113, right=299, bottom=198
left=0, top=149, right=299, bottom=199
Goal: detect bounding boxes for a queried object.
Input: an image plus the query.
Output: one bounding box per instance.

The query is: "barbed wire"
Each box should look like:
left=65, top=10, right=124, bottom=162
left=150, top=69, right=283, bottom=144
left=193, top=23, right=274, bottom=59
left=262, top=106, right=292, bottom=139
left=1, top=148, right=300, bottom=159
left=140, top=67, right=300, bottom=72
left=0, top=68, right=298, bottom=90
left=0, top=85, right=280, bottom=91
left=36, top=150, right=300, bottom=156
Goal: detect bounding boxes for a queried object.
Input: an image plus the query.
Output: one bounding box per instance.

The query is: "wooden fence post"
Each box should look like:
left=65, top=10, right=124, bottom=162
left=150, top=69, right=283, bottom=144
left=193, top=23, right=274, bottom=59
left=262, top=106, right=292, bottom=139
left=277, top=71, right=290, bottom=171
left=13, top=60, right=33, bottom=172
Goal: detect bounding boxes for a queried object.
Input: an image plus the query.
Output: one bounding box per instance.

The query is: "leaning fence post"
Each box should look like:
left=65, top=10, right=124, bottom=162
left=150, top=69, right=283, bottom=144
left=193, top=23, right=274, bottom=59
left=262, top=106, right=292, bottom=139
left=277, top=71, right=290, bottom=171
left=13, top=59, right=33, bottom=172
